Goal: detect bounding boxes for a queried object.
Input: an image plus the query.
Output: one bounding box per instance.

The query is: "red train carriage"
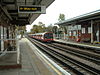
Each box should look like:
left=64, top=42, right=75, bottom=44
left=31, top=32, right=53, bottom=42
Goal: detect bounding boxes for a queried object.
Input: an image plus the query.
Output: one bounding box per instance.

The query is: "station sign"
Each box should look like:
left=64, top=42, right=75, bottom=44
left=18, top=5, right=46, bottom=14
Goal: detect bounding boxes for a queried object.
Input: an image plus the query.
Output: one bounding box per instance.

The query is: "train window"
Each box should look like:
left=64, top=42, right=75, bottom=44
left=82, top=28, right=85, bottom=33
left=44, top=33, right=53, bottom=39
left=88, top=27, right=91, bottom=33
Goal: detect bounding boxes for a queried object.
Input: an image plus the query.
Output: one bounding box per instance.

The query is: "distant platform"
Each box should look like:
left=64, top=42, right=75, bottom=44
left=54, top=39, right=100, bottom=50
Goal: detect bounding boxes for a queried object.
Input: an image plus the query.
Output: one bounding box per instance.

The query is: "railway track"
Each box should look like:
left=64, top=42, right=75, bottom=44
left=27, top=37, right=100, bottom=75
left=47, top=43, right=100, bottom=65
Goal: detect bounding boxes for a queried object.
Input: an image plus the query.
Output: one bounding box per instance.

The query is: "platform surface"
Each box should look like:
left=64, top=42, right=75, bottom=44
left=0, top=38, right=69, bottom=75
left=0, top=53, right=17, bottom=65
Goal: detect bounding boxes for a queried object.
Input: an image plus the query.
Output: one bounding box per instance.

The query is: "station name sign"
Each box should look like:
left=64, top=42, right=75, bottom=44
left=18, top=5, right=46, bottom=14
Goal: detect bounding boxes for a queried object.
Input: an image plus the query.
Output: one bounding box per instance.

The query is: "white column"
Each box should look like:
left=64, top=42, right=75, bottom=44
left=97, top=23, right=99, bottom=42
left=91, top=20, right=93, bottom=43
left=0, top=24, right=1, bottom=51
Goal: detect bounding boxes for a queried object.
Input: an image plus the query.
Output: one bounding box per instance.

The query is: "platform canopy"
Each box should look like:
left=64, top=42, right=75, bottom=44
left=0, top=0, right=55, bottom=26
left=55, top=9, right=100, bottom=25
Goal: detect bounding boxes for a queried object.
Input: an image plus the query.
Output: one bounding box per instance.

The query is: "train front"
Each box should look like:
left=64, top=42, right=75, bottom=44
left=43, top=32, right=53, bottom=42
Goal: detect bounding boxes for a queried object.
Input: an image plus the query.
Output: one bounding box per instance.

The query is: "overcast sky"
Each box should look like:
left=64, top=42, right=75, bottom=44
left=26, top=0, right=100, bottom=32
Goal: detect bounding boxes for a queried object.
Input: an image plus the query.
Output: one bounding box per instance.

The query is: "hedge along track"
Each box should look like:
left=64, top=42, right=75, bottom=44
left=27, top=37, right=100, bottom=75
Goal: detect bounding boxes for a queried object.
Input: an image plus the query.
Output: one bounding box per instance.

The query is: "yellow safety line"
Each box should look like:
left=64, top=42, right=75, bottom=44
left=39, top=54, right=62, bottom=75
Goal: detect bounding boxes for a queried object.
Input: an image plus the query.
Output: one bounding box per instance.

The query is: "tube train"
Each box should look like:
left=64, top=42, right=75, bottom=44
left=29, top=32, right=53, bottom=42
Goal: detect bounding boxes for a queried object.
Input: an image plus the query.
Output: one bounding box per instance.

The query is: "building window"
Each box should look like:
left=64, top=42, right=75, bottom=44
left=77, top=25, right=81, bottom=30
left=74, top=25, right=77, bottom=30
left=73, top=31, right=76, bottom=36
left=82, top=28, right=85, bottom=33
left=88, top=27, right=91, bottom=33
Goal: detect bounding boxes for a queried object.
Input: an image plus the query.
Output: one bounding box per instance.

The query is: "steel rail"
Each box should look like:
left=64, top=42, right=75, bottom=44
left=27, top=37, right=100, bottom=75
left=47, top=44, right=100, bottom=64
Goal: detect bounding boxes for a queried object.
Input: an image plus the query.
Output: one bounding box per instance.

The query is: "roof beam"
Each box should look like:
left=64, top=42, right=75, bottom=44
left=11, top=20, right=29, bottom=25
left=10, top=14, right=18, bottom=16
left=79, top=16, right=100, bottom=22
left=0, top=6, right=12, bottom=20
left=8, top=10, right=18, bottom=13
left=18, top=17, right=28, bottom=19
left=2, top=2, right=15, bottom=4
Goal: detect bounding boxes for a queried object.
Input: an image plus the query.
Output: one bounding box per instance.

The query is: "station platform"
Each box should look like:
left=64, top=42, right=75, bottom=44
left=0, top=52, right=21, bottom=69
left=54, top=39, right=100, bottom=50
left=0, top=38, right=70, bottom=75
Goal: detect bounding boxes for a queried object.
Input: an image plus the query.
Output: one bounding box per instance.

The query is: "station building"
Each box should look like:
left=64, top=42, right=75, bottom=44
left=0, top=8, right=16, bottom=52
left=54, top=10, right=100, bottom=44
left=0, top=0, right=54, bottom=51
left=0, top=0, right=55, bottom=65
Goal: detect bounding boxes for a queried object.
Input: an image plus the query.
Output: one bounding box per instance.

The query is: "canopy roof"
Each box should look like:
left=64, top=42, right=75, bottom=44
left=0, top=0, right=55, bottom=26
left=55, top=9, right=100, bottom=25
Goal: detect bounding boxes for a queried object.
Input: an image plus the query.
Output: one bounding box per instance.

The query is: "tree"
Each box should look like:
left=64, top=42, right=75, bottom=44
left=17, top=26, right=26, bottom=31
left=52, top=26, right=58, bottom=34
left=58, top=13, right=65, bottom=22
left=31, top=22, right=46, bottom=33
left=46, top=24, right=53, bottom=32
left=38, top=22, right=46, bottom=32
left=16, top=26, right=26, bottom=37
left=31, top=25, right=39, bottom=33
